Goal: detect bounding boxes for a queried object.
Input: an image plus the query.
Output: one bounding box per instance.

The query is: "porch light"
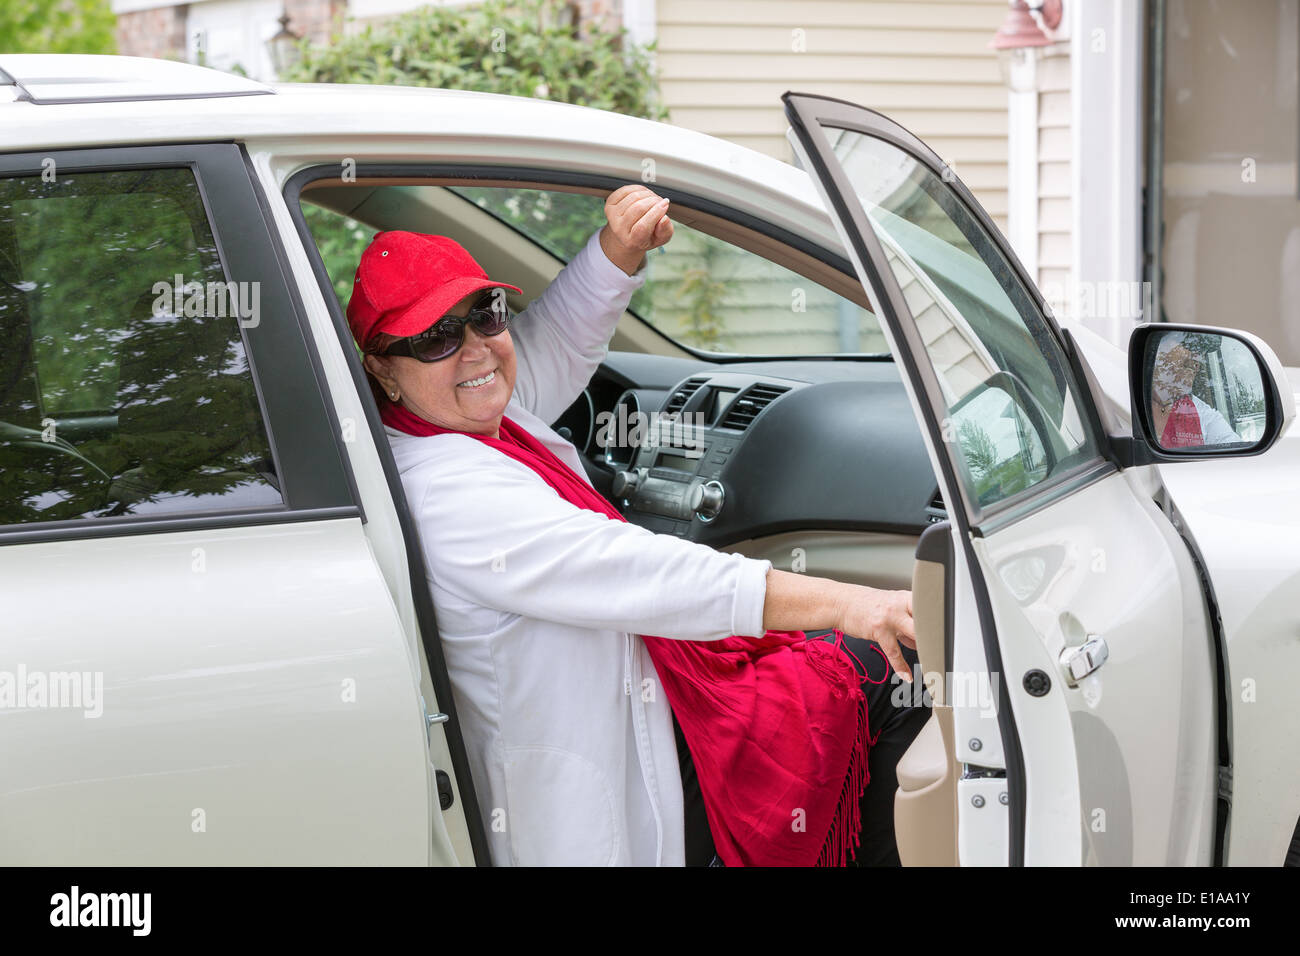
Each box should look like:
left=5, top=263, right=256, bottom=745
left=267, top=9, right=302, bottom=79
left=990, top=0, right=1063, bottom=91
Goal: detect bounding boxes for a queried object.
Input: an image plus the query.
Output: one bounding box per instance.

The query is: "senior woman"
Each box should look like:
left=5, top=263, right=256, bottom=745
left=350, top=184, right=926, bottom=867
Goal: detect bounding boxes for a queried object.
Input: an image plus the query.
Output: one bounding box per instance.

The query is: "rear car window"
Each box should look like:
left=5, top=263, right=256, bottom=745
left=0, top=167, right=282, bottom=526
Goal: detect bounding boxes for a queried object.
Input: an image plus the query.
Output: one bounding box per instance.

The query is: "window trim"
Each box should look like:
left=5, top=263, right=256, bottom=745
left=0, top=143, right=359, bottom=542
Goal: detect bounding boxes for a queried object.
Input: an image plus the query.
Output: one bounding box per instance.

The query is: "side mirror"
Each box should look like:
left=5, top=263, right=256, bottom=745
left=1125, top=323, right=1295, bottom=463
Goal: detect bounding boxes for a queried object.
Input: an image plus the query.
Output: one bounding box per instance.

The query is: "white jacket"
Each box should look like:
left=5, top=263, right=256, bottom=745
left=385, top=228, right=773, bottom=865
left=1187, top=393, right=1241, bottom=445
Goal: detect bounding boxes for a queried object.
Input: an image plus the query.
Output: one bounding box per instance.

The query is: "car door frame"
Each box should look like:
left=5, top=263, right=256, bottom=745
left=781, top=91, right=1205, bottom=866
left=280, top=158, right=936, bottom=864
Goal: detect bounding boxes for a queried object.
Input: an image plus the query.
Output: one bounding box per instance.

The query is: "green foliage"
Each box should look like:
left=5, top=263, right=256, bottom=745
left=1229, top=372, right=1264, bottom=417
left=451, top=187, right=607, bottom=264
left=672, top=238, right=731, bottom=350
left=0, top=0, right=116, bottom=55
left=304, top=203, right=375, bottom=305
left=958, top=417, right=998, bottom=482
left=281, top=0, right=665, bottom=120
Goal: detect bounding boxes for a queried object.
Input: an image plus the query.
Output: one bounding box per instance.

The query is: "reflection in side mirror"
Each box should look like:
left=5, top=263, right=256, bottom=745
left=1130, top=324, right=1291, bottom=459
left=949, top=385, right=1045, bottom=505
left=947, top=371, right=1061, bottom=508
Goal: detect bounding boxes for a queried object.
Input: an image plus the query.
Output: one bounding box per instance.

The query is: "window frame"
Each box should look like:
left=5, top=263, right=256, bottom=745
left=0, top=143, right=360, bottom=544
left=291, top=165, right=893, bottom=365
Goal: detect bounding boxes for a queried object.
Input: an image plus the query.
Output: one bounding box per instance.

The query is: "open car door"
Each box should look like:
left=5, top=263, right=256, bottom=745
left=782, top=93, right=1220, bottom=865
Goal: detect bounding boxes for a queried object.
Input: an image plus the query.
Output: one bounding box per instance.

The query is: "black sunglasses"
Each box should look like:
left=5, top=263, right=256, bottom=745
left=375, top=290, right=512, bottom=363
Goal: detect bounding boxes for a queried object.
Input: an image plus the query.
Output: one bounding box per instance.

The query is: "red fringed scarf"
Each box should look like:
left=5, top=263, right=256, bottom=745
left=1160, top=394, right=1204, bottom=448
left=384, top=402, right=877, bottom=866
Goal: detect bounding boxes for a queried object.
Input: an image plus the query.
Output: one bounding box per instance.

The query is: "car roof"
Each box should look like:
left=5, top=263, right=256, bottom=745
left=0, top=55, right=837, bottom=252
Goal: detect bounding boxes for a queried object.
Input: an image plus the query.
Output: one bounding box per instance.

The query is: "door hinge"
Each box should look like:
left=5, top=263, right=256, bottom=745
left=961, top=764, right=1007, bottom=779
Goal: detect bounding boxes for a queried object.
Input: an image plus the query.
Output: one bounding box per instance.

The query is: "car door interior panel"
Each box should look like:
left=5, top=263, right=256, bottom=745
left=894, top=520, right=960, bottom=866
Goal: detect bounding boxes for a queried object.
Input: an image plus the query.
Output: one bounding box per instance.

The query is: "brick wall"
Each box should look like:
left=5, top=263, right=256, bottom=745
left=285, top=0, right=347, bottom=44
left=116, top=0, right=344, bottom=61
left=115, top=5, right=189, bottom=61
left=573, top=0, right=623, bottom=40
left=117, top=0, right=617, bottom=64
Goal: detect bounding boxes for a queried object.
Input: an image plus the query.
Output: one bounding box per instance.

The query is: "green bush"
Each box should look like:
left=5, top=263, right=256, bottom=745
left=282, top=0, right=665, bottom=119
left=0, top=0, right=116, bottom=55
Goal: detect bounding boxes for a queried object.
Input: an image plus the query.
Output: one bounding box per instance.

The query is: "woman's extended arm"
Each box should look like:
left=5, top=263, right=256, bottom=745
left=408, top=437, right=772, bottom=642
left=508, top=228, right=644, bottom=424
left=762, top=569, right=916, bottom=681
left=407, top=435, right=916, bottom=677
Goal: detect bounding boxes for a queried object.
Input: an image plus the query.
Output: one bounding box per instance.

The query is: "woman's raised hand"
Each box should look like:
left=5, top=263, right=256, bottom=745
left=599, top=184, right=674, bottom=276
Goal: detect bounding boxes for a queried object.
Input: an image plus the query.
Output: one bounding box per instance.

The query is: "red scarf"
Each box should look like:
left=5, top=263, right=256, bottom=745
left=1161, top=394, right=1204, bottom=448
left=382, top=401, right=876, bottom=865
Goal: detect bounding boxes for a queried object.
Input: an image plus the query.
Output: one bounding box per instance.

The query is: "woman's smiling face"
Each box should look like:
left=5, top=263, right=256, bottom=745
left=363, top=290, right=517, bottom=438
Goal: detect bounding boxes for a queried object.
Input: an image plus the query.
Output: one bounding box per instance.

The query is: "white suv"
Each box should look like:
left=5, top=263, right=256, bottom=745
left=1, top=54, right=1296, bottom=867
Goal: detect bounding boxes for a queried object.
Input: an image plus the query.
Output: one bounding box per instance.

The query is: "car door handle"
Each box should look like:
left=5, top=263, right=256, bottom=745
left=1059, top=635, right=1109, bottom=687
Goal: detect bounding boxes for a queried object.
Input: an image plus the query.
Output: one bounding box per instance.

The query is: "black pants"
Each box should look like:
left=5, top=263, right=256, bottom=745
left=675, top=630, right=931, bottom=867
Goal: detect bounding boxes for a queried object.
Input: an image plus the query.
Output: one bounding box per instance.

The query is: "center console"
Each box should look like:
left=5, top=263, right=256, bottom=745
left=605, top=372, right=799, bottom=538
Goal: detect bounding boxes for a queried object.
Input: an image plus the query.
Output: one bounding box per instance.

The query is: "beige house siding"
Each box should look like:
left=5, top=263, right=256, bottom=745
left=655, top=0, right=1011, bottom=231
left=1036, top=49, right=1072, bottom=309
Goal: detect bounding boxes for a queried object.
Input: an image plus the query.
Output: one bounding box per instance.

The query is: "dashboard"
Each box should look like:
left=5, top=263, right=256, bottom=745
left=551, top=352, right=943, bottom=547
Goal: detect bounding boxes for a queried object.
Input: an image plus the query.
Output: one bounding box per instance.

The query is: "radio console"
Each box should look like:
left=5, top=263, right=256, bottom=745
left=609, top=372, right=796, bottom=537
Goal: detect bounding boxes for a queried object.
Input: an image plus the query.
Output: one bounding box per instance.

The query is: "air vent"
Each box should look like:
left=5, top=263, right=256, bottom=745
left=925, top=487, right=947, bottom=523
left=719, top=383, right=790, bottom=431
left=664, top=377, right=708, bottom=416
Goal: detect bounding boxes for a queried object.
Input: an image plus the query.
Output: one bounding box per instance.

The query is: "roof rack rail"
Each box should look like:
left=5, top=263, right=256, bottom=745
left=0, top=54, right=274, bottom=105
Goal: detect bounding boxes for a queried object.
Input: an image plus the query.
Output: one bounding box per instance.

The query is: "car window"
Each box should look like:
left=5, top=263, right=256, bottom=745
left=449, top=185, right=887, bottom=356
left=0, top=167, right=282, bottom=526
left=821, top=129, right=1100, bottom=511
left=299, top=185, right=887, bottom=358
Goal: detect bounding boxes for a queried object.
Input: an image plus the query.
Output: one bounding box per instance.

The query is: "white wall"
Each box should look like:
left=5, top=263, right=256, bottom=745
left=1069, top=0, right=1145, bottom=346
left=1004, top=0, right=1146, bottom=350
left=184, top=0, right=285, bottom=81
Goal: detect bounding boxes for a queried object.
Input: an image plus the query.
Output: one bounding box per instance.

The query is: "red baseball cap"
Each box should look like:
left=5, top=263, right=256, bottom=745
left=346, top=231, right=523, bottom=350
